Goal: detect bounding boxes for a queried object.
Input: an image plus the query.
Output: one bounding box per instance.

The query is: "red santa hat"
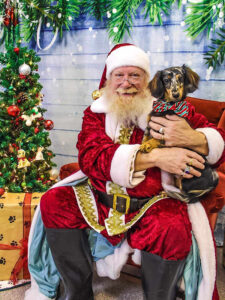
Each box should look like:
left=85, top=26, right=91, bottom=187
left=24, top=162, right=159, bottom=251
left=99, top=43, right=150, bottom=89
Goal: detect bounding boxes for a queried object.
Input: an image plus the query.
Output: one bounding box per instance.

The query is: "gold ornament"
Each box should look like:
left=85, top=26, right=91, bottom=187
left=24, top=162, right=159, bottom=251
left=92, top=90, right=102, bottom=100
left=49, top=168, right=59, bottom=180
left=35, top=147, right=44, bottom=161
left=17, top=149, right=31, bottom=169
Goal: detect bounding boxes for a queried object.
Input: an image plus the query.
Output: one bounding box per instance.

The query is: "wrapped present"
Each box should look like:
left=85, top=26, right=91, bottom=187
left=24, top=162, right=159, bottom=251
left=0, top=192, right=43, bottom=283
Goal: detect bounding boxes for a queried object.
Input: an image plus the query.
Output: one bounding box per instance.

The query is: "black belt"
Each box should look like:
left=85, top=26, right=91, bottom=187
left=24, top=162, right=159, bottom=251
left=96, top=190, right=150, bottom=214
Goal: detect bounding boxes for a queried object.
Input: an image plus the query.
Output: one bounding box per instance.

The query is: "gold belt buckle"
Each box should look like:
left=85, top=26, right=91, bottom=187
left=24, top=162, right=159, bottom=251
left=113, top=194, right=130, bottom=214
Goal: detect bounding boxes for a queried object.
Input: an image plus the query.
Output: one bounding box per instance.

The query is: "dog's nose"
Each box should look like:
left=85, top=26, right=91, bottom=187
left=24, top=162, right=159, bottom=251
left=172, top=93, right=179, bottom=98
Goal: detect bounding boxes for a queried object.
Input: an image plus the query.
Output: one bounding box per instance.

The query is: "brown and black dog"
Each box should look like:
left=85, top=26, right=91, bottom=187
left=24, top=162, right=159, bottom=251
left=140, top=65, right=218, bottom=203
left=140, top=64, right=199, bottom=151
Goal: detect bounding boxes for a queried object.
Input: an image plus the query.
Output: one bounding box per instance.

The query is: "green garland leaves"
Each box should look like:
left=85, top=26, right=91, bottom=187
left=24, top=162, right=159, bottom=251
left=0, top=1, right=224, bottom=69
left=185, top=0, right=224, bottom=39
left=204, top=27, right=225, bottom=68
left=20, top=0, right=80, bottom=41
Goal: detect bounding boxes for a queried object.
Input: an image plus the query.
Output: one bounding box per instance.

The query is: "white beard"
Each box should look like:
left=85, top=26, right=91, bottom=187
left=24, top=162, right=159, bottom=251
left=103, top=83, right=153, bottom=128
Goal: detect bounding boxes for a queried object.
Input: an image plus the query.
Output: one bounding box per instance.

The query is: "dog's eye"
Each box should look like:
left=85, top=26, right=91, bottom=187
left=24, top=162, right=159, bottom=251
left=164, top=79, right=169, bottom=84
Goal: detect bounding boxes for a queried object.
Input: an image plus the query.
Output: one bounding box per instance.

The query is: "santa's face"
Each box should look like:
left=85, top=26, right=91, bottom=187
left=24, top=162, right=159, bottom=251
left=110, top=66, right=147, bottom=98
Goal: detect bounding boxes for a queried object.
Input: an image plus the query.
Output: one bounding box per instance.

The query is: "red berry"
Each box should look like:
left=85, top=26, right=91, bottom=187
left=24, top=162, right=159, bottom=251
left=34, top=127, right=39, bottom=134
left=14, top=47, right=20, bottom=54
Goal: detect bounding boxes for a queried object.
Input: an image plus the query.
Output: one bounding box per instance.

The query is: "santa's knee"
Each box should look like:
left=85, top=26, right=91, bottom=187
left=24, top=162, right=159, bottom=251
left=40, top=186, right=78, bottom=228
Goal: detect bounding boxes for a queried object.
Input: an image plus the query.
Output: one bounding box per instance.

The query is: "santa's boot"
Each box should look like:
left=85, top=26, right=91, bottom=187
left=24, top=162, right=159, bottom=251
left=45, top=228, right=94, bottom=300
left=141, top=251, right=185, bottom=300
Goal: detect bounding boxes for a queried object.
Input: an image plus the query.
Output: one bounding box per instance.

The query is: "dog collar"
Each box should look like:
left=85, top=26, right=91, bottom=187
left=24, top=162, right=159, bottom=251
left=153, top=100, right=189, bottom=118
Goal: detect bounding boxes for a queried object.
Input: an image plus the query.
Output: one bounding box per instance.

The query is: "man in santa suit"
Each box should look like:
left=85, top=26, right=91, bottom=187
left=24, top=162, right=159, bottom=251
left=39, top=44, right=225, bottom=300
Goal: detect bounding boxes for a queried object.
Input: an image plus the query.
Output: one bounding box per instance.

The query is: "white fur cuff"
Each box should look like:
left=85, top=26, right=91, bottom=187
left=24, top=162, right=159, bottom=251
left=197, top=128, right=224, bottom=164
left=110, top=144, right=144, bottom=188
left=96, top=239, right=134, bottom=280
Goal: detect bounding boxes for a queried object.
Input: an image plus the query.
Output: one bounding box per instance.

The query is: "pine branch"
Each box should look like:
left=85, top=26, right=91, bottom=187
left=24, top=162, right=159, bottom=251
left=185, top=0, right=224, bottom=39
left=204, top=27, right=225, bottom=68
left=81, top=0, right=109, bottom=21
left=143, top=0, right=174, bottom=25
left=107, top=0, right=142, bottom=43
left=20, top=0, right=81, bottom=42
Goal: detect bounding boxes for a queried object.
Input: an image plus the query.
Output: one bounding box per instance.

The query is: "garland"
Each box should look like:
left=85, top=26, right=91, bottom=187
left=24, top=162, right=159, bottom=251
left=0, top=0, right=224, bottom=69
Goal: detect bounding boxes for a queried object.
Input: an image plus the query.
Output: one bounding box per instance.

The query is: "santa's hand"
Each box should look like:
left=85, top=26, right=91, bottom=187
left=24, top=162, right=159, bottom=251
left=149, top=114, right=208, bottom=155
left=134, top=147, right=205, bottom=177
left=152, top=147, right=205, bottom=178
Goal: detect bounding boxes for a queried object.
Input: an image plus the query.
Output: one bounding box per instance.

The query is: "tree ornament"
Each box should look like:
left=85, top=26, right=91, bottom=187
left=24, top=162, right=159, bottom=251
left=19, top=74, right=26, bottom=80
left=44, top=120, right=54, bottom=130
left=7, top=105, right=20, bottom=117
left=35, top=147, right=44, bottom=161
left=8, top=144, right=14, bottom=153
left=17, top=92, right=28, bottom=103
left=19, top=63, right=31, bottom=76
left=34, top=127, right=39, bottom=134
left=21, top=111, right=42, bottom=126
left=49, top=168, right=59, bottom=180
left=17, top=149, right=31, bottom=169
left=14, top=48, right=20, bottom=55
left=0, top=188, right=5, bottom=196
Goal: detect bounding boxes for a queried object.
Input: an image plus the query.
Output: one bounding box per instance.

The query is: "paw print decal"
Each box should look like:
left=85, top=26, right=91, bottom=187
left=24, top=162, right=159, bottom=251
left=24, top=221, right=30, bottom=228
left=8, top=216, right=16, bottom=223
left=0, top=203, right=4, bottom=209
left=0, top=234, right=3, bottom=241
left=0, top=257, right=6, bottom=265
left=10, top=241, right=18, bottom=246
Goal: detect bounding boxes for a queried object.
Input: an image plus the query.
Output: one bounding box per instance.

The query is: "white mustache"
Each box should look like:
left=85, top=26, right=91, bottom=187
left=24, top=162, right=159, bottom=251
left=116, top=87, right=138, bottom=94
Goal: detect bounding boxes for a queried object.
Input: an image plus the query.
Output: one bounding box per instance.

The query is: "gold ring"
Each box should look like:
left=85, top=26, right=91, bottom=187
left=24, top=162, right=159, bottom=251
left=188, top=159, right=193, bottom=166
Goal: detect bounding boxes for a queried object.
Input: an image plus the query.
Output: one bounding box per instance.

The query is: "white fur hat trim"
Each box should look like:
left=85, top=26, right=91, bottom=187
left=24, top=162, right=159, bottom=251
left=106, top=45, right=150, bottom=78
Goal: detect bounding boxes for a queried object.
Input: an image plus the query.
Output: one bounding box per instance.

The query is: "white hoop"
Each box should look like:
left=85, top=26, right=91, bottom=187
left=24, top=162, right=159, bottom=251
left=37, top=17, right=58, bottom=51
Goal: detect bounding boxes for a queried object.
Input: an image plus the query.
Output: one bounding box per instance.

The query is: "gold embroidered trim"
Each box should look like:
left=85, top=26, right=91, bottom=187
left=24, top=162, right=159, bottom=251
left=107, top=182, right=127, bottom=195
left=74, top=181, right=167, bottom=236
left=105, top=193, right=167, bottom=236
left=118, top=126, right=134, bottom=144
left=73, top=182, right=105, bottom=233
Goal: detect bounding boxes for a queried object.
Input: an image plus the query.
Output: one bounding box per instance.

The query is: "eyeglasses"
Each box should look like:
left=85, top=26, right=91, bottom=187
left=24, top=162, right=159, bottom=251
left=112, top=72, right=145, bottom=84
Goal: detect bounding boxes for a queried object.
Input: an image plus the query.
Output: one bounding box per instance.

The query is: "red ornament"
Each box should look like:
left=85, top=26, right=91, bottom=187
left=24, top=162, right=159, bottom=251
left=34, top=127, right=39, bottom=134
left=19, top=74, right=26, bottom=80
left=0, top=188, right=5, bottom=196
left=14, top=47, right=20, bottom=54
left=7, top=105, right=20, bottom=117
left=47, top=152, right=53, bottom=156
left=44, top=120, right=54, bottom=130
left=0, top=172, right=2, bottom=176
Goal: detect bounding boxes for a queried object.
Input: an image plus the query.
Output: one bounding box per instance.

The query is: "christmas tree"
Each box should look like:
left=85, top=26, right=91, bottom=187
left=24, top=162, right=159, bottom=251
left=0, top=45, right=58, bottom=195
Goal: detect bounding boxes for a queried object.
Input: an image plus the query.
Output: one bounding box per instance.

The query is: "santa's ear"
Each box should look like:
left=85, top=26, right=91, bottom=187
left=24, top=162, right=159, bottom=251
left=149, top=71, right=164, bottom=99
left=182, top=64, right=200, bottom=93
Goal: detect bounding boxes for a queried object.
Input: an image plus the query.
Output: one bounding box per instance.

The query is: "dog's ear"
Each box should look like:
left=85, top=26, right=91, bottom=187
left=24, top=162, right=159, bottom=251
left=182, top=64, right=200, bottom=93
left=149, top=71, right=164, bottom=99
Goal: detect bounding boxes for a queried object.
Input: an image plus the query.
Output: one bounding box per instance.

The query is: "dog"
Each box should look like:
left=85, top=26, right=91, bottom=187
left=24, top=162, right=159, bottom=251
left=140, top=65, right=218, bottom=203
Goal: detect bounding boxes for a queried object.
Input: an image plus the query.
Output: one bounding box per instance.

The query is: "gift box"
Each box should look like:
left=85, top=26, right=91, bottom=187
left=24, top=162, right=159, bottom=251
left=0, top=192, right=43, bottom=283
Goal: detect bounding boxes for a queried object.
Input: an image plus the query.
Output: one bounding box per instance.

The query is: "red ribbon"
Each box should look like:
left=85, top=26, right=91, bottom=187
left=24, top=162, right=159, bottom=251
left=0, top=238, right=28, bottom=285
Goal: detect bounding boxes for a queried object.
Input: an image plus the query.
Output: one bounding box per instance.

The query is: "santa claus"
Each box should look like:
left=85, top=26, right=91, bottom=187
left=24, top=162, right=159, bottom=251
left=26, top=44, right=225, bottom=300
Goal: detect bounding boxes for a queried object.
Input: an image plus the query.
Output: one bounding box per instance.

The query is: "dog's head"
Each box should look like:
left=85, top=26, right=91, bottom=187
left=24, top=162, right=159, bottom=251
left=149, top=65, right=200, bottom=102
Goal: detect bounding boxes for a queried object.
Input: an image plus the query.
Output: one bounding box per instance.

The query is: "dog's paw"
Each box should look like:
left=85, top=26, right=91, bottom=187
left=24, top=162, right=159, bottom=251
left=139, top=138, right=161, bottom=153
